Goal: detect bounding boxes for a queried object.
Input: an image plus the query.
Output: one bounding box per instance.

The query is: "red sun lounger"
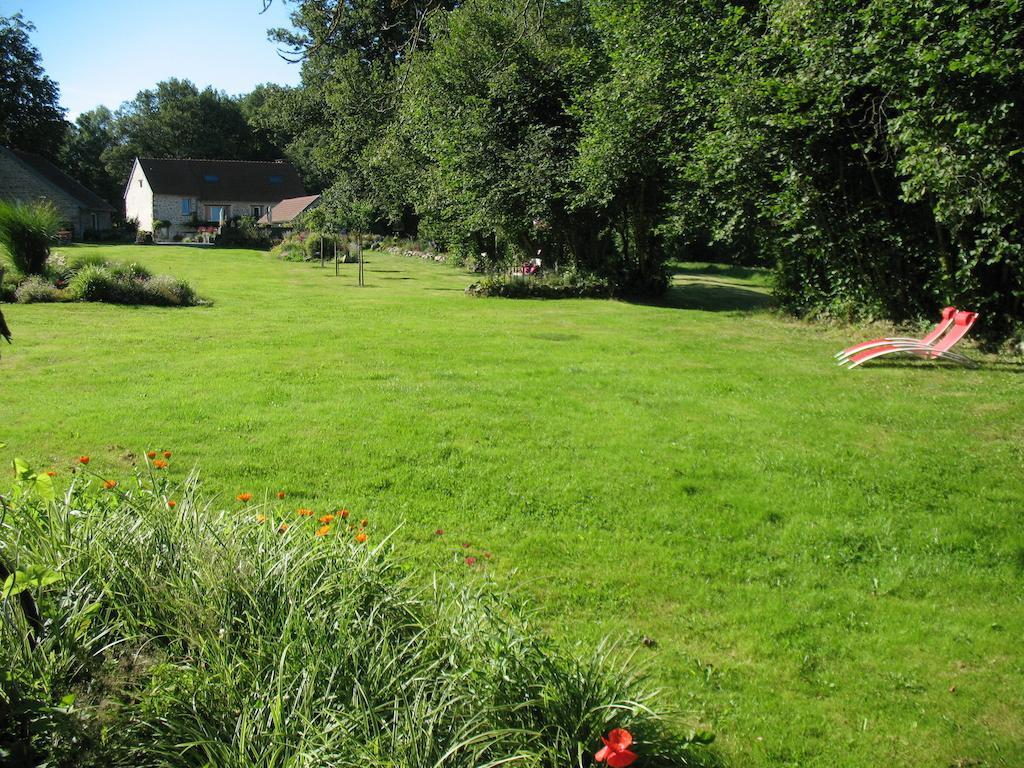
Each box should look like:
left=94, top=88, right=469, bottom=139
left=835, top=306, right=957, bottom=362
left=844, top=310, right=979, bottom=369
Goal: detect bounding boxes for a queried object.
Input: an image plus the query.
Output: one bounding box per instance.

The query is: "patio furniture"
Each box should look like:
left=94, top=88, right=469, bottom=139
left=843, top=310, right=979, bottom=369
left=836, top=306, right=957, bottom=363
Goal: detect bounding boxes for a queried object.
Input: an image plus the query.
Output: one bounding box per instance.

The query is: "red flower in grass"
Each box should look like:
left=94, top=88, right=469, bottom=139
left=103, top=479, right=118, bottom=490
left=153, top=460, right=168, bottom=470
left=46, top=471, right=57, bottom=477
left=79, top=456, right=90, bottom=465
left=162, top=451, right=172, bottom=459
left=339, top=509, right=350, bottom=519
left=167, top=500, right=177, bottom=509
left=355, top=531, right=368, bottom=544
left=484, top=552, right=492, bottom=560
left=277, top=491, right=286, bottom=499
left=318, top=514, right=335, bottom=524
left=595, top=729, right=638, bottom=767
left=435, top=529, right=444, bottom=536
left=316, top=525, right=331, bottom=537
left=237, top=492, right=253, bottom=503
left=147, top=451, right=157, bottom=459
left=297, top=508, right=314, bottom=517
left=465, top=556, right=477, bottom=566
left=277, top=521, right=289, bottom=533
left=461, top=542, right=471, bottom=549
left=360, top=518, right=368, bottom=528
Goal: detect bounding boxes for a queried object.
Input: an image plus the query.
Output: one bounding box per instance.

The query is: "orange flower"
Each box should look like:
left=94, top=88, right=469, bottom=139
left=277, top=491, right=286, bottom=499
left=146, top=451, right=157, bottom=459
left=256, top=514, right=267, bottom=524
left=162, top=451, right=172, bottom=458
left=355, top=532, right=368, bottom=544
left=237, top=492, right=253, bottom=503
left=167, top=500, right=177, bottom=509
left=360, top=518, right=368, bottom=528
left=46, top=471, right=57, bottom=477
left=103, top=479, right=117, bottom=489
left=339, top=508, right=350, bottom=519
left=79, top=456, right=90, bottom=465
left=318, top=514, right=335, bottom=524
left=153, top=460, right=168, bottom=469
left=277, top=521, right=289, bottom=533
left=297, top=508, right=313, bottom=517
left=316, top=525, right=331, bottom=537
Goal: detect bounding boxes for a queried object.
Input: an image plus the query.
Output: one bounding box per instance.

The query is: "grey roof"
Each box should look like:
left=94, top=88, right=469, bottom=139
left=4, top=147, right=116, bottom=212
left=136, top=157, right=305, bottom=201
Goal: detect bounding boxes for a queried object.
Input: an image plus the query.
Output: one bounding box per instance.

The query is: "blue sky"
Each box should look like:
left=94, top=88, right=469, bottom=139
left=2, top=0, right=304, bottom=119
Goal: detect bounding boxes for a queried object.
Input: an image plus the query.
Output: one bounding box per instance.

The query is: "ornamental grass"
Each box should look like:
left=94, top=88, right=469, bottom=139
left=0, top=457, right=712, bottom=767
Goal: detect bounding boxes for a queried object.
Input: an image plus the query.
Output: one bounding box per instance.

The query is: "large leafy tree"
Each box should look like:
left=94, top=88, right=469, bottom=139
left=0, top=13, right=67, bottom=159
left=59, top=106, right=120, bottom=206
left=102, top=78, right=281, bottom=186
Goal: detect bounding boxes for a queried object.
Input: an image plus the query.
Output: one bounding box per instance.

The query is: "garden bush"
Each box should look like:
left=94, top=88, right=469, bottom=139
left=304, top=232, right=344, bottom=261
left=0, top=458, right=712, bottom=767
left=270, top=233, right=308, bottom=262
left=0, top=200, right=61, bottom=276
left=14, top=276, right=63, bottom=304
left=467, top=271, right=614, bottom=299
left=63, top=262, right=203, bottom=307
left=214, top=216, right=270, bottom=249
left=135, top=231, right=153, bottom=245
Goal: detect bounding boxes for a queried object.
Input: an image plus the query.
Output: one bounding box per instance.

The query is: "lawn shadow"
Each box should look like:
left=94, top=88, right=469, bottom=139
left=645, top=280, right=774, bottom=313
left=857, top=358, right=1024, bottom=374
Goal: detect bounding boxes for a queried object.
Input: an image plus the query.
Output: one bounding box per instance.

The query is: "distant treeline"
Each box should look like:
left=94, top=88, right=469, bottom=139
left=4, top=3, right=1022, bottom=338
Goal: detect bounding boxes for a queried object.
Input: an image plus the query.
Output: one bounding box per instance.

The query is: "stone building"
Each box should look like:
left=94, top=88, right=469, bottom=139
left=124, top=157, right=306, bottom=239
left=0, top=146, right=115, bottom=238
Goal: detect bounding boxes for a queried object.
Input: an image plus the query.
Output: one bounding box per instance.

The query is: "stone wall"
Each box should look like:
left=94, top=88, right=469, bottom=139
left=0, top=150, right=95, bottom=237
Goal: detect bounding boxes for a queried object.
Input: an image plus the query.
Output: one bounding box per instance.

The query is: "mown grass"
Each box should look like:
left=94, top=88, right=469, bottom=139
left=2, top=244, right=1022, bottom=767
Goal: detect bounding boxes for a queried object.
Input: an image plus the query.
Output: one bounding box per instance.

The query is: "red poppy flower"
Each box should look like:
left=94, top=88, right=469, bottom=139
left=237, top=492, right=253, bottom=503
left=355, top=531, right=367, bottom=543
left=163, top=451, right=172, bottom=458
left=595, top=729, right=638, bottom=767
left=484, top=552, right=492, bottom=559
left=147, top=451, right=157, bottom=459
left=167, top=500, right=177, bottom=509
left=277, top=491, right=286, bottom=499
left=79, top=456, right=90, bottom=465
left=46, top=470, right=57, bottom=477
left=461, top=542, right=470, bottom=548
left=465, top=556, right=477, bottom=566
left=435, top=528, right=444, bottom=536
left=103, top=479, right=117, bottom=489
left=339, top=508, right=350, bottom=519
left=153, top=460, right=168, bottom=469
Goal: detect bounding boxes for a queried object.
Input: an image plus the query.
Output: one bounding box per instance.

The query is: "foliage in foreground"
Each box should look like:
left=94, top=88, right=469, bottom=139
left=0, top=200, right=61, bottom=277
left=0, top=458, right=713, bottom=767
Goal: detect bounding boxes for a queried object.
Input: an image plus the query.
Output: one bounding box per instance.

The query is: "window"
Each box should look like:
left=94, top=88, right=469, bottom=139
left=138, top=179, right=142, bottom=187
left=90, top=213, right=98, bottom=230
left=251, top=205, right=262, bottom=217
left=206, top=205, right=230, bottom=222
left=269, top=174, right=284, bottom=184
left=182, top=198, right=191, bottom=215
left=203, top=174, right=219, bottom=183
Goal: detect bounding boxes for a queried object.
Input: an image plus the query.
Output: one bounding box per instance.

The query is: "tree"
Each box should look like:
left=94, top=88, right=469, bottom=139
left=103, top=79, right=279, bottom=186
left=60, top=106, right=120, bottom=206
left=0, top=13, right=67, bottom=159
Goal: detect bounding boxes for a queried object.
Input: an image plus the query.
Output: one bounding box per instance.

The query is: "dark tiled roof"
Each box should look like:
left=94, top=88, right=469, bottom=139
left=7, top=147, right=116, bottom=211
left=137, top=157, right=306, bottom=201
left=257, top=194, right=321, bottom=225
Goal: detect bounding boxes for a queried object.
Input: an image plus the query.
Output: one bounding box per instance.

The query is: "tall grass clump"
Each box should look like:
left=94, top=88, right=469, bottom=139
left=0, top=200, right=61, bottom=276
left=0, top=458, right=713, bottom=767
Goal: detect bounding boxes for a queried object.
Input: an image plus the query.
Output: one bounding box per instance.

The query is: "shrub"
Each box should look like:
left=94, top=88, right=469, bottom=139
left=305, top=231, right=344, bottom=261
left=0, top=460, right=712, bottom=766
left=215, top=216, right=270, bottom=249
left=138, top=273, right=198, bottom=306
left=65, top=264, right=124, bottom=302
left=0, top=200, right=61, bottom=275
left=467, top=271, right=614, bottom=299
left=14, top=276, right=63, bottom=303
left=107, top=261, right=152, bottom=282
left=135, top=231, right=153, bottom=245
left=270, top=234, right=308, bottom=262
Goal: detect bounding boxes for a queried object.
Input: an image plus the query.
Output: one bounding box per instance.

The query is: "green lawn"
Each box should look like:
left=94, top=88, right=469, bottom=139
left=2, top=244, right=1022, bottom=768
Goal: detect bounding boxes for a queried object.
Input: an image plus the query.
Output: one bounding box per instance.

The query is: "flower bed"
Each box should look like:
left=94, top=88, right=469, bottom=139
left=0, top=454, right=713, bottom=766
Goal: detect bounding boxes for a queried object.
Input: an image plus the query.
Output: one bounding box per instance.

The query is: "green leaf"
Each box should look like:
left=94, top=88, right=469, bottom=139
left=1, top=565, right=63, bottom=599
left=13, top=457, right=31, bottom=480
left=34, top=471, right=55, bottom=502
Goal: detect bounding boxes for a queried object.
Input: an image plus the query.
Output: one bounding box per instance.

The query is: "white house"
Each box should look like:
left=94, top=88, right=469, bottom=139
left=124, top=157, right=306, bottom=238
